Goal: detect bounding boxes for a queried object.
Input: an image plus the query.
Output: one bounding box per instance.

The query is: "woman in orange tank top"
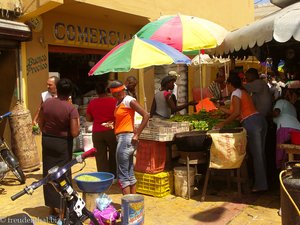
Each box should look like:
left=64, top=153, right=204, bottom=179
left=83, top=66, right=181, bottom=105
left=109, top=80, right=150, bottom=195
left=214, top=71, right=268, bottom=193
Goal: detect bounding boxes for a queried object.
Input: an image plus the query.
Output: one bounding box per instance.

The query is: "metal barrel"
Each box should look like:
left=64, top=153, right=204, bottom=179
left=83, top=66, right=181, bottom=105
left=9, top=102, right=40, bottom=172
left=280, top=168, right=300, bottom=225
left=121, top=194, right=144, bottom=225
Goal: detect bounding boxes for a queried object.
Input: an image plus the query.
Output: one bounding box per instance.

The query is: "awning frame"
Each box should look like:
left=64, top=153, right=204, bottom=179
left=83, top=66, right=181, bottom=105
left=0, top=18, right=31, bottom=42
left=215, top=2, right=300, bottom=57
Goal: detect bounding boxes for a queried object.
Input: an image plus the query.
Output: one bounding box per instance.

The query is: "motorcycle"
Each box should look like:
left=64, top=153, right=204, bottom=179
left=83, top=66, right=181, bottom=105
left=10, top=148, right=101, bottom=225
left=0, top=112, right=26, bottom=184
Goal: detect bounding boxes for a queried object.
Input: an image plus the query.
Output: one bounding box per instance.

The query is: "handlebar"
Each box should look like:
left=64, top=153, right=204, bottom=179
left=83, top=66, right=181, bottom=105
left=81, top=147, right=97, bottom=160
left=11, top=147, right=97, bottom=201
left=11, top=189, right=27, bottom=201
left=0, top=112, right=12, bottom=121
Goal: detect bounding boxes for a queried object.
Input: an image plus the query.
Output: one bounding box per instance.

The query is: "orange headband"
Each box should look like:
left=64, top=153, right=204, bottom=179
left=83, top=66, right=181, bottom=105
left=110, top=85, right=125, bottom=93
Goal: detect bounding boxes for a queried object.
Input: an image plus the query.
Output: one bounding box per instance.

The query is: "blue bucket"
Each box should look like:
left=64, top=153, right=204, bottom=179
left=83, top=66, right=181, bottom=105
left=121, top=194, right=144, bottom=225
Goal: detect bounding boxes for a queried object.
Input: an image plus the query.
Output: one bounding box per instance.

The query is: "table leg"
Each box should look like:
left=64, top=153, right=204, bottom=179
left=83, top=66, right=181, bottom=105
left=187, top=153, right=190, bottom=200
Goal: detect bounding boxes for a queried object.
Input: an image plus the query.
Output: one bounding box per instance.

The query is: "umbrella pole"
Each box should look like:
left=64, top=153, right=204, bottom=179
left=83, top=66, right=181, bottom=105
left=199, top=50, right=203, bottom=109
left=138, top=69, right=147, bottom=111
left=224, top=62, right=228, bottom=96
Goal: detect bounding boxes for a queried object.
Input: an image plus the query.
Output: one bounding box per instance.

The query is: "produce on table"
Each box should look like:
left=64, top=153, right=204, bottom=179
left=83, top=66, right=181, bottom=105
left=169, top=109, right=240, bottom=131
left=76, top=174, right=101, bottom=182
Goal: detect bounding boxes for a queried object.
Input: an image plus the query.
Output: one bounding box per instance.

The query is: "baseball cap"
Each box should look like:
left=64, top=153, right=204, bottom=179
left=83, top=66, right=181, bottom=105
left=168, top=70, right=180, bottom=77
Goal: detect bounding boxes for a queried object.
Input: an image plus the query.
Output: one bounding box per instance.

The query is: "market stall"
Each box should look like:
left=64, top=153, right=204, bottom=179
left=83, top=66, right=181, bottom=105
left=137, top=109, right=245, bottom=199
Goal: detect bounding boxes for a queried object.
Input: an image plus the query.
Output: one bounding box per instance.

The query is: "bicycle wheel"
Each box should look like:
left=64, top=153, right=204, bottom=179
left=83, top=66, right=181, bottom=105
left=11, top=166, right=26, bottom=184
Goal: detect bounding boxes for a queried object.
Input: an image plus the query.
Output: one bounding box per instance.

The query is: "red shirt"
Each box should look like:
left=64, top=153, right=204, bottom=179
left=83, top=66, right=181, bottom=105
left=86, top=97, right=117, bottom=132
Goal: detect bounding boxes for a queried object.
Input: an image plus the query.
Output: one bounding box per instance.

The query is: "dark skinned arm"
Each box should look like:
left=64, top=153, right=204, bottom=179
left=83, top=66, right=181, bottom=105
left=215, top=95, right=240, bottom=129
left=166, top=93, right=197, bottom=113
left=150, top=98, right=156, bottom=118
left=86, top=112, right=93, bottom=122
left=70, top=117, right=80, bottom=137
left=130, top=100, right=150, bottom=145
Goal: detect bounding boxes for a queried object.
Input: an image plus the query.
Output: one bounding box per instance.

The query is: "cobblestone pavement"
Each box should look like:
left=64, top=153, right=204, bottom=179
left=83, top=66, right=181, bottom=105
left=0, top=158, right=281, bottom=225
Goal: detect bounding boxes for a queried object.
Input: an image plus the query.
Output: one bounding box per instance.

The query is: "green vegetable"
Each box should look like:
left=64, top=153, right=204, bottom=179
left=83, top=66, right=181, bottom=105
left=191, top=120, right=209, bottom=131
left=169, top=109, right=240, bottom=131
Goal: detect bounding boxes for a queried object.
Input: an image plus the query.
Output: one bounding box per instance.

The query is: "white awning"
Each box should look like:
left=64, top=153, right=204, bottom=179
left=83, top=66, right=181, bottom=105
left=215, top=2, right=300, bottom=55
left=191, top=54, right=230, bottom=66
left=0, top=18, right=31, bottom=42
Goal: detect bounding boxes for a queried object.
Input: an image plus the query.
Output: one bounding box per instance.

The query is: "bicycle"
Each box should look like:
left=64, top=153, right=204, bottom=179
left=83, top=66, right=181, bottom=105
left=11, top=148, right=101, bottom=225
left=0, top=112, right=26, bottom=184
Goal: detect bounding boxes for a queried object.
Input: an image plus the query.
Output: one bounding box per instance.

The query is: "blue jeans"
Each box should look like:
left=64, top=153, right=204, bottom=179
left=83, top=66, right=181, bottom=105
left=116, top=133, right=137, bottom=189
left=242, top=113, right=268, bottom=190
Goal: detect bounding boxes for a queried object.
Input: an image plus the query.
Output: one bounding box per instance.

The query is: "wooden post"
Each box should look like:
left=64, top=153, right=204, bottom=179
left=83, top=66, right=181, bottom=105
left=138, top=69, right=147, bottom=111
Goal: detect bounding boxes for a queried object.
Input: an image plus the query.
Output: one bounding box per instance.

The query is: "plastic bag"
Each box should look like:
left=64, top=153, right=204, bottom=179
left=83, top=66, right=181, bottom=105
left=90, top=205, right=120, bottom=225
left=96, top=193, right=112, bottom=211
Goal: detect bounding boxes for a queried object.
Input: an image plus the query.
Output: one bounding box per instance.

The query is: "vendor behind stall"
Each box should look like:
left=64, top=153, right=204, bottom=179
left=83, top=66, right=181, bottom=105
left=244, top=68, right=272, bottom=118
left=150, top=75, right=197, bottom=119
left=208, top=68, right=227, bottom=100
left=214, top=71, right=268, bottom=193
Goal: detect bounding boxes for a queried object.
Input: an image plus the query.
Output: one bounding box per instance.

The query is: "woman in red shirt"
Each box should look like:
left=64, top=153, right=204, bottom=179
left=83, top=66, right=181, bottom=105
left=86, top=81, right=117, bottom=177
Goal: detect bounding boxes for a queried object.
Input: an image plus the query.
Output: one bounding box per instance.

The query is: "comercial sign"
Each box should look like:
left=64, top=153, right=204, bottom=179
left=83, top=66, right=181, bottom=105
left=53, top=22, right=134, bottom=47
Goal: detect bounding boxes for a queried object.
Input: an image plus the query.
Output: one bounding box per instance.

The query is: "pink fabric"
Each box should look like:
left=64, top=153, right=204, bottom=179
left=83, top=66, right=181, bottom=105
left=90, top=205, right=119, bottom=225
left=276, top=127, right=300, bottom=169
left=163, top=90, right=172, bottom=98
left=151, top=16, right=183, bottom=52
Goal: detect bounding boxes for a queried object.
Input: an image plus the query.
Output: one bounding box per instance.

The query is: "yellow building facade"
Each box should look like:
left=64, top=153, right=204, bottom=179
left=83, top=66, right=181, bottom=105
left=2, top=0, right=255, bottom=116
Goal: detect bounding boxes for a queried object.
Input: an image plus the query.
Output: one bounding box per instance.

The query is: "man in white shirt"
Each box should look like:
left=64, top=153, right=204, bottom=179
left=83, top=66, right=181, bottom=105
left=33, top=76, right=60, bottom=125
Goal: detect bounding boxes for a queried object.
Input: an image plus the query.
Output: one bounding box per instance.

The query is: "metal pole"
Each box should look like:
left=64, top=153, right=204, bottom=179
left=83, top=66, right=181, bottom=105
left=198, top=50, right=203, bottom=109
left=16, top=46, right=22, bottom=103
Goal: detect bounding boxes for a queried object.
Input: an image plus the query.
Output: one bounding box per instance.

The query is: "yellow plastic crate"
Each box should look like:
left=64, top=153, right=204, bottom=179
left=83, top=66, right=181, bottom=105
left=135, top=171, right=174, bottom=197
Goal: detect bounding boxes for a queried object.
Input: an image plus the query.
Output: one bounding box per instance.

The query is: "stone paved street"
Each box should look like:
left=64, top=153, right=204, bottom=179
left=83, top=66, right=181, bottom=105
left=1, top=158, right=281, bottom=225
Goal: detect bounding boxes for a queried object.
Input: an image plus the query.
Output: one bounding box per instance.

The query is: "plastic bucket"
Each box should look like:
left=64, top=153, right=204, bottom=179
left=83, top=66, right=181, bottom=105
left=174, top=166, right=195, bottom=198
left=83, top=133, right=93, bottom=152
left=121, top=194, right=144, bottom=225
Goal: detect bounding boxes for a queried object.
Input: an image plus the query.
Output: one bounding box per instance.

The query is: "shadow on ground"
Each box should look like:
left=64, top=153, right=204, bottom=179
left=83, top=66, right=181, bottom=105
left=25, top=173, right=43, bottom=181
left=0, top=177, right=23, bottom=186
left=23, top=206, right=49, bottom=219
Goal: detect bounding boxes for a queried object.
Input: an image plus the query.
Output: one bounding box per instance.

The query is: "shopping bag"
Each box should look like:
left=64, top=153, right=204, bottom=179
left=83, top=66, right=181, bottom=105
left=208, top=128, right=247, bottom=169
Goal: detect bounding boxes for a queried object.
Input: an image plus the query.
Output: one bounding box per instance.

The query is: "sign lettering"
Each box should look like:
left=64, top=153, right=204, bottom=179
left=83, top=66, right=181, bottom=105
left=54, top=22, right=133, bottom=47
left=26, top=54, right=47, bottom=75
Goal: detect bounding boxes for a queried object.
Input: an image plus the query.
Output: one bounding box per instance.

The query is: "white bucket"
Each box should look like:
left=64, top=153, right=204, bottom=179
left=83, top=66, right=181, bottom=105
left=83, top=133, right=93, bottom=152
left=174, top=166, right=195, bottom=198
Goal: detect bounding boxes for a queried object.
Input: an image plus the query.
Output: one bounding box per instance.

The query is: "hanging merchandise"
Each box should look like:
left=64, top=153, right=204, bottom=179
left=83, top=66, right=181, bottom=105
left=278, top=59, right=285, bottom=72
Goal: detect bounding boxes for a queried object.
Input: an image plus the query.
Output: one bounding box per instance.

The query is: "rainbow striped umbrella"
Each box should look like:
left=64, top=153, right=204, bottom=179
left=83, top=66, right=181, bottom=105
left=88, top=36, right=191, bottom=76
left=136, top=14, right=228, bottom=54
